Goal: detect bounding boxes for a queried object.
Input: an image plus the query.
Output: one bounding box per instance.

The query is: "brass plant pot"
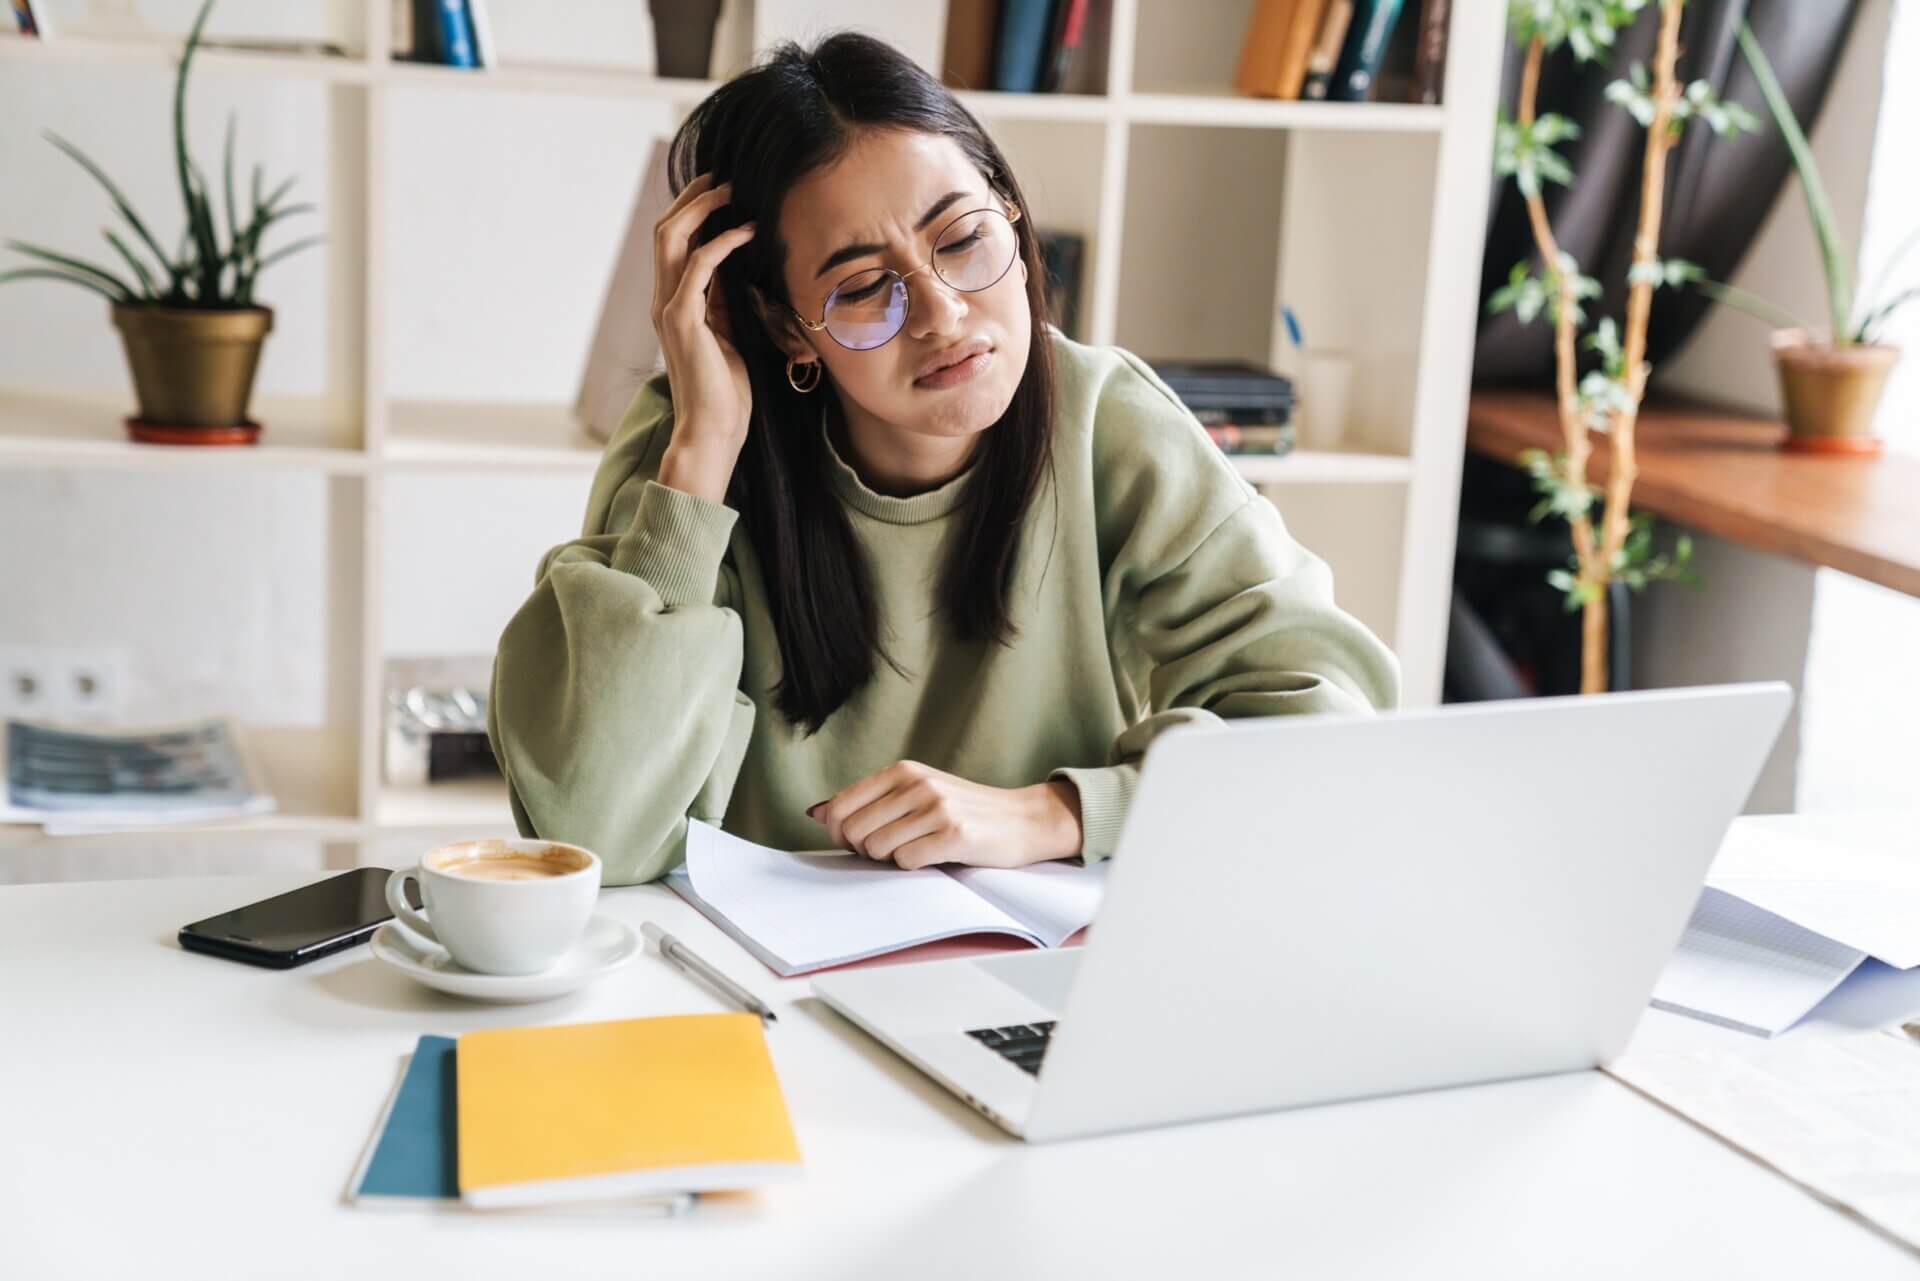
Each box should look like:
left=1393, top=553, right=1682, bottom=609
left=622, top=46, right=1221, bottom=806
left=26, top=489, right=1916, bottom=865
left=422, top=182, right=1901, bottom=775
left=1770, top=328, right=1898, bottom=457
left=110, top=303, right=274, bottom=444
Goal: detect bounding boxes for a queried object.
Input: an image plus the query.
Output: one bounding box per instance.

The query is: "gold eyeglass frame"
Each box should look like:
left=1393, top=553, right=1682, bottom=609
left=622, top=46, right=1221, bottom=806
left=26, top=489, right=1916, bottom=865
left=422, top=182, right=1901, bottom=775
left=784, top=203, right=1023, bottom=351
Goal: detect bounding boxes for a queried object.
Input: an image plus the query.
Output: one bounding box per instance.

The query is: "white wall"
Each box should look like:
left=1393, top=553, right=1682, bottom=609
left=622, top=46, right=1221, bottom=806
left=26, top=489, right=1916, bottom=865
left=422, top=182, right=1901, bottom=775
left=1651, top=0, right=1918, bottom=815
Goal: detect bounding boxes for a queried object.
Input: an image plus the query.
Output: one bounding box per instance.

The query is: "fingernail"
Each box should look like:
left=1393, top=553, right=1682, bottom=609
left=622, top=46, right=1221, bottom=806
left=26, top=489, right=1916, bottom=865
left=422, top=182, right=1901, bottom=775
left=806, top=802, right=825, bottom=819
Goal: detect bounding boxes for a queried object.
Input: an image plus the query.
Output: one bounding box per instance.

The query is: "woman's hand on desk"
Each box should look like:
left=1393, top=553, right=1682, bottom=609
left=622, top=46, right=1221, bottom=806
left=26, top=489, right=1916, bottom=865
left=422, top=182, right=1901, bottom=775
left=807, top=762, right=1083, bottom=870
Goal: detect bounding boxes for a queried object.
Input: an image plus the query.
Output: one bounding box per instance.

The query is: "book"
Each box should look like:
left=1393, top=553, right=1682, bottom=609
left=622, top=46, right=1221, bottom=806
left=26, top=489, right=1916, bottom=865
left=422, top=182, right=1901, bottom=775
left=9, top=0, right=48, bottom=37
left=456, top=1014, right=801, bottom=1208
left=1413, top=0, right=1449, bottom=104
left=666, top=820, right=1107, bottom=977
left=1301, top=0, right=1354, bottom=100
left=431, top=0, right=476, bottom=68
left=466, top=0, right=495, bottom=70
left=1037, top=228, right=1085, bottom=339
left=575, top=139, right=673, bottom=444
left=1205, top=423, right=1295, bottom=455
left=349, top=1036, right=460, bottom=1205
left=1273, top=0, right=1333, bottom=100
left=1330, top=0, right=1408, bottom=102
left=1148, top=358, right=1297, bottom=416
left=1038, top=0, right=1090, bottom=94
left=991, top=0, right=1053, bottom=93
left=1234, top=0, right=1297, bottom=98
left=349, top=1036, right=694, bottom=1215
left=391, top=0, right=414, bottom=59
left=1, top=717, right=274, bottom=834
left=941, top=0, right=999, bottom=91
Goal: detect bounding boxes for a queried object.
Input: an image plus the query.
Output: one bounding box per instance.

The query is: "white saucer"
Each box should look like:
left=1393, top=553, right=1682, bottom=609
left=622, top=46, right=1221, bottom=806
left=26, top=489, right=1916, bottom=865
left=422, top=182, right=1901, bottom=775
left=369, top=913, right=641, bottom=1003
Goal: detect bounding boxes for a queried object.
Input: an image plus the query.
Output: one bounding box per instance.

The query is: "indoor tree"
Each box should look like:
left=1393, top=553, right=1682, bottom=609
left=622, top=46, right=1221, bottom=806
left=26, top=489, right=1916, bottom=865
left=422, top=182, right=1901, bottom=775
left=1488, top=0, right=1756, bottom=693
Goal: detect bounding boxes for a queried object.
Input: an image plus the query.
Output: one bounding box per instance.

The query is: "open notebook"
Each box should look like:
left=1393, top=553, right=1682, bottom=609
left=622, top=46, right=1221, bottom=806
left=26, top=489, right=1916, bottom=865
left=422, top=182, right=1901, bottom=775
left=666, top=820, right=1108, bottom=976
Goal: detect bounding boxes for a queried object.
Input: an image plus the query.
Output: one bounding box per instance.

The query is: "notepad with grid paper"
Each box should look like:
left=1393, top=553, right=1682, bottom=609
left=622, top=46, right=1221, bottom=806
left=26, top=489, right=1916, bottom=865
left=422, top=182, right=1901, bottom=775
left=1650, top=887, right=1867, bottom=1038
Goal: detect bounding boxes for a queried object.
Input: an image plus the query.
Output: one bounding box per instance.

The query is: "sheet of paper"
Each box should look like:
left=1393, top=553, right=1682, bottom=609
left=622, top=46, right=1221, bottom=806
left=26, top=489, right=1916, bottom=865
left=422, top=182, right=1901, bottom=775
left=1608, top=1026, right=1920, bottom=1253
left=1651, top=887, right=1866, bottom=1037
left=945, top=860, right=1107, bottom=947
left=678, top=821, right=1032, bottom=974
left=1709, top=820, right=1920, bottom=969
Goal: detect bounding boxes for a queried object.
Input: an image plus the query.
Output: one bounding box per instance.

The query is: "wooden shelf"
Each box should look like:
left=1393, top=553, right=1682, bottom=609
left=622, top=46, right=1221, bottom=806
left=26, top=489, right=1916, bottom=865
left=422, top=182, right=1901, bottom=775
left=1126, top=91, right=1446, bottom=131
left=1468, top=390, right=1920, bottom=600
left=0, top=386, right=366, bottom=472
left=1231, top=450, right=1413, bottom=485
left=376, top=777, right=516, bottom=833
left=383, top=58, right=716, bottom=101
left=0, top=31, right=373, bottom=82
left=385, top=399, right=604, bottom=470
left=0, top=724, right=360, bottom=848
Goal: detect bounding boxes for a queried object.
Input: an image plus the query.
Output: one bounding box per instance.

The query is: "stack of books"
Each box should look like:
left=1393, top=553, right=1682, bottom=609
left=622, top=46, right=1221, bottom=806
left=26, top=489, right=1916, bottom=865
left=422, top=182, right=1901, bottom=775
left=1150, top=359, right=1297, bottom=456
left=1235, top=0, right=1450, bottom=105
left=941, top=0, right=1100, bottom=94
left=349, top=1015, right=802, bottom=1210
left=393, top=0, right=495, bottom=69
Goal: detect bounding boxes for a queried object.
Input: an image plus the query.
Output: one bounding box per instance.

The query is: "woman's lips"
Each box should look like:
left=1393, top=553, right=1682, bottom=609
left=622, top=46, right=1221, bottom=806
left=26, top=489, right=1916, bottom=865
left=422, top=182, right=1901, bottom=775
left=915, top=346, right=993, bottom=390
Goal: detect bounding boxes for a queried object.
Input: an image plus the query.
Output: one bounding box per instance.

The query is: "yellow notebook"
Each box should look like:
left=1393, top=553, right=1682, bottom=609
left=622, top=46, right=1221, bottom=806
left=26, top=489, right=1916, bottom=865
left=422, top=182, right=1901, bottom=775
left=456, top=1014, right=802, bottom=1208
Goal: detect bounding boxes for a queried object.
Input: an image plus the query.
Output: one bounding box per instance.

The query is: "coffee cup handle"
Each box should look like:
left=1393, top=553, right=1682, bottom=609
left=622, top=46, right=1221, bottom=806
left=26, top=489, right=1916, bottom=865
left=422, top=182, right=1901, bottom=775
left=385, top=869, right=440, bottom=951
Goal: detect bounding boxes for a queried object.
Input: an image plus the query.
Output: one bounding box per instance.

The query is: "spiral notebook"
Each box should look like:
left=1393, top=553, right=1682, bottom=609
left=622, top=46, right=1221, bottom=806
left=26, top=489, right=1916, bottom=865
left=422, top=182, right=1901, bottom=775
left=666, top=820, right=1107, bottom=976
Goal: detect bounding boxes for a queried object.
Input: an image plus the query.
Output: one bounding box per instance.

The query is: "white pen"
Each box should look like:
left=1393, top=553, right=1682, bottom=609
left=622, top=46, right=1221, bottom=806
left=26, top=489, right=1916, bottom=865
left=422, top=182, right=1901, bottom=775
left=641, top=921, right=778, bottom=1024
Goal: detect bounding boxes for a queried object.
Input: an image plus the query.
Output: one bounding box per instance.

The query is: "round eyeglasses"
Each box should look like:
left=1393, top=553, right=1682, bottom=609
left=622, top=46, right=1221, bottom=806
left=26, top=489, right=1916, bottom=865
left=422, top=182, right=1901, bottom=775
left=788, top=206, right=1023, bottom=352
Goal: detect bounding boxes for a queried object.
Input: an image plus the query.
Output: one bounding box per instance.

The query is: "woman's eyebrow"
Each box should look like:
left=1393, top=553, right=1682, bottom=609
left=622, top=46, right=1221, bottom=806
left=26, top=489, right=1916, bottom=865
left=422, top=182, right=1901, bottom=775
left=813, top=189, right=974, bottom=280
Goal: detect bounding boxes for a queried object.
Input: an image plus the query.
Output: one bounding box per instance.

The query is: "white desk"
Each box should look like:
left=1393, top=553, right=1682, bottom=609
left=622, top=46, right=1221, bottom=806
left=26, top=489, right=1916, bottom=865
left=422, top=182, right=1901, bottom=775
left=5, top=868, right=1919, bottom=1280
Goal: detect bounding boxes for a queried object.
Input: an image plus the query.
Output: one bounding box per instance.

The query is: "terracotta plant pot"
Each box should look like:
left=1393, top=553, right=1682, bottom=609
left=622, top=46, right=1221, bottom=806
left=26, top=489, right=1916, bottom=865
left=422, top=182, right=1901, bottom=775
left=110, top=303, right=274, bottom=445
left=1770, top=328, right=1898, bottom=457
left=649, top=0, right=723, bottom=78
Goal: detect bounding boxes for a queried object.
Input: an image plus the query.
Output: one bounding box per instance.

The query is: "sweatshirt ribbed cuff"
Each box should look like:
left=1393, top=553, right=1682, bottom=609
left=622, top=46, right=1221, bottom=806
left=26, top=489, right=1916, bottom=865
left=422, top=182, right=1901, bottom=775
left=1049, top=764, right=1139, bottom=864
left=608, top=481, right=738, bottom=607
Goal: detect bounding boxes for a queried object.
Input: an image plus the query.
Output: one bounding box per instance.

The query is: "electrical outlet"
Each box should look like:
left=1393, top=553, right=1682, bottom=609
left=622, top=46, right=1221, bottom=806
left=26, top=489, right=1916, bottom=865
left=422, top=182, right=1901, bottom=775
left=0, top=648, right=58, bottom=719
left=0, top=647, right=129, bottom=720
left=62, top=649, right=128, bottom=721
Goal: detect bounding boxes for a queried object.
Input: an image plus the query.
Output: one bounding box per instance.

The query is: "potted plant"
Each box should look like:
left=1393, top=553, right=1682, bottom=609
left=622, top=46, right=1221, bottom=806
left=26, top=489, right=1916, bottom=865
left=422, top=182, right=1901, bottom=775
left=0, top=0, right=321, bottom=445
left=1685, top=23, right=1918, bottom=456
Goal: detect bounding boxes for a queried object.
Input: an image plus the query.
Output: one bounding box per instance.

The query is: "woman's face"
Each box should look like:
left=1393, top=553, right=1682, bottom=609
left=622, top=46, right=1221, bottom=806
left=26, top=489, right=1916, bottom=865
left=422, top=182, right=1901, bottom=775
left=772, top=128, right=1032, bottom=443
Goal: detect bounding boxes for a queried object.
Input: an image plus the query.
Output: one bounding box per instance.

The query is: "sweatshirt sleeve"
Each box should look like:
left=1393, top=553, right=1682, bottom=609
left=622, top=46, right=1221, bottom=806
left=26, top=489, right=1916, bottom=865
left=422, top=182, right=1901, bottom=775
left=486, top=377, right=757, bottom=884
left=1050, top=347, right=1401, bottom=861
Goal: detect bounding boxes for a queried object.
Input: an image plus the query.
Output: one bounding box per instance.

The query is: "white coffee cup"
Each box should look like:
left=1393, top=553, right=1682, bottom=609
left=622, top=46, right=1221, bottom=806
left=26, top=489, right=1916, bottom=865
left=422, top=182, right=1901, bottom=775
left=385, top=838, right=600, bottom=976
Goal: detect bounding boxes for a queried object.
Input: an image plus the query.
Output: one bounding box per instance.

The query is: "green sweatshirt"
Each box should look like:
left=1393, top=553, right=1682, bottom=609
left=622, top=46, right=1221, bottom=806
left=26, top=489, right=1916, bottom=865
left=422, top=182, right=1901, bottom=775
left=488, top=331, right=1400, bottom=884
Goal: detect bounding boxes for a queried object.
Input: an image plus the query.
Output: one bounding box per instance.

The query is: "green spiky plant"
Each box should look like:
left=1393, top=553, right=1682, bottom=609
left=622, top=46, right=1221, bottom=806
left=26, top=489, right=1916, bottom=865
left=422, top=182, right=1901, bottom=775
left=0, top=0, right=322, bottom=308
left=1676, top=21, right=1920, bottom=348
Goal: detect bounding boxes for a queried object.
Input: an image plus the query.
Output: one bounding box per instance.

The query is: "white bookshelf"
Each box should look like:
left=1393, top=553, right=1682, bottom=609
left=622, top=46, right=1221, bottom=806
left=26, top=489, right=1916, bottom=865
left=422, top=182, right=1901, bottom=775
left=0, top=0, right=1502, bottom=852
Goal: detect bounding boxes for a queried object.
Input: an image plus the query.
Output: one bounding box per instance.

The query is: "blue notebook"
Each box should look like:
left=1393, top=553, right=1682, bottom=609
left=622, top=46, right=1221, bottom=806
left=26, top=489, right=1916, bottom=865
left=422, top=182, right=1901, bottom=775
left=348, top=1035, right=696, bottom=1214
left=351, top=1035, right=459, bottom=1202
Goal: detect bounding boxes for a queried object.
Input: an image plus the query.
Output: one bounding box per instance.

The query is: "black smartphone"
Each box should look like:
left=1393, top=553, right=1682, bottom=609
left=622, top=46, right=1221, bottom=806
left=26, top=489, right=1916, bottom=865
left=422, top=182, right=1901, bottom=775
left=178, top=868, right=418, bottom=969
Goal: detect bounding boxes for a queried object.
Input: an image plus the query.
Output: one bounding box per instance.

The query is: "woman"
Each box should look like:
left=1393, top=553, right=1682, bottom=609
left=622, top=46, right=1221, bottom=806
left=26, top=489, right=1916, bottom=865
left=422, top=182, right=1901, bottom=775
left=488, top=32, right=1398, bottom=884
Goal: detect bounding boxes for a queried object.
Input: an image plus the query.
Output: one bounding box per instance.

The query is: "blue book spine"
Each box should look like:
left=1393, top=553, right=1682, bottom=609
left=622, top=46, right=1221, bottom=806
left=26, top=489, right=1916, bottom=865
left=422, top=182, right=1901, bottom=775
left=435, top=0, right=477, bottom=68
left=355, top=1036, right=458, bottom=1200
left=992, top=0, right=1054, bottom=94
left=1331, top=0, right=1408, bottom=102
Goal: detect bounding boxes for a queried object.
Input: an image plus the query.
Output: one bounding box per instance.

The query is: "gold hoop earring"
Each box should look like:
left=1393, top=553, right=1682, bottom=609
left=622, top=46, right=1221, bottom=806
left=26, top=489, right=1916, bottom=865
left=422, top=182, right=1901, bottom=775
left=786, top=357, right=822, bottom=394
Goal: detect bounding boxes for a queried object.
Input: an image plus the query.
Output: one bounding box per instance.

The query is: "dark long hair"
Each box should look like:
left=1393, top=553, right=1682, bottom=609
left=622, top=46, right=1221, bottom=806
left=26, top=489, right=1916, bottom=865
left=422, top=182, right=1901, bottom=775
left=667, top=32, right=1057, bottom=736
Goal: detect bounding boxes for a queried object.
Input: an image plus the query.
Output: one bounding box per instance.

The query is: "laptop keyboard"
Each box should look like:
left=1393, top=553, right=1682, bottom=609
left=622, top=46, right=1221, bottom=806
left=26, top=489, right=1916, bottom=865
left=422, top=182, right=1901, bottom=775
left=966, top=1021, right=1056, bottom=1076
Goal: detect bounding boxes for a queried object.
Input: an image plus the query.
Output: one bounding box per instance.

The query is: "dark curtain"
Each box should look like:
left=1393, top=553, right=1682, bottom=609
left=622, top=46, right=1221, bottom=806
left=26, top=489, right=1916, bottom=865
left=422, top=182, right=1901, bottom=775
left=1474, top=0, right=1863, bottom=385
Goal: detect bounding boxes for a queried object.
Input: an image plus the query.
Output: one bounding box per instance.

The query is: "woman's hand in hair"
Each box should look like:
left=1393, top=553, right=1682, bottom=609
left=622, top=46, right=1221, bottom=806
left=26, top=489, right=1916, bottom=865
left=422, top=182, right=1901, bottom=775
left=652, top=172, right=757, bottom=504
left=807, top=762, right=1083, bottom=870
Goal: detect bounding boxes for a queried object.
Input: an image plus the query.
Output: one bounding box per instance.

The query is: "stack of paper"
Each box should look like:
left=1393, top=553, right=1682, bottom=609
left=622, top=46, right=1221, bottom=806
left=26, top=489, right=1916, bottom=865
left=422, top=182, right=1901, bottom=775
left=1610, top=1026, right=1920, bottom=1251
left=349, top=1015, right=800, bottom=1211
left=1651, top=819, right=1920, bottom=1037
left=1, top=717, right=274, bottom=835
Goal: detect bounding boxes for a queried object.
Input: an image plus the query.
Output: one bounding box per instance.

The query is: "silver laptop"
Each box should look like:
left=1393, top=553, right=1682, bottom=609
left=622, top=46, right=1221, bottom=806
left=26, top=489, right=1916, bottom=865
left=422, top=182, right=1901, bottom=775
left=812, top=683, right=1793, bottom=1142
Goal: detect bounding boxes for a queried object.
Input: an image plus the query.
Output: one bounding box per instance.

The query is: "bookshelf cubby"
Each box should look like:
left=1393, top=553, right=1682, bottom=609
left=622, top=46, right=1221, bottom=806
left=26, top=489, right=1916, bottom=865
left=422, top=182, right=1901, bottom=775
left=0, top=0, right=1502, bottom=861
